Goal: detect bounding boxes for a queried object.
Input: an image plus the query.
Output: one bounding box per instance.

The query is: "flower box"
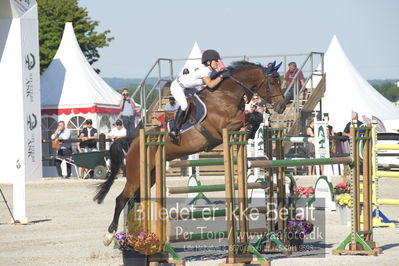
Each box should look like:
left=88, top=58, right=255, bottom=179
left=122, top=249, right=147, bottom=266
left=336, top=204, right=351, bottom=225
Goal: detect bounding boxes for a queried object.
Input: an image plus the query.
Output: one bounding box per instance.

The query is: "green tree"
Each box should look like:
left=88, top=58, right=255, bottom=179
left=373, top=82, right=399, bottom=102
left=37, top=0, right=113, bottom=74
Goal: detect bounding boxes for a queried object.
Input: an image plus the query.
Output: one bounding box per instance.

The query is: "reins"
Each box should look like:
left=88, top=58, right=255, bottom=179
left=229, top=73, right=283, bottom=101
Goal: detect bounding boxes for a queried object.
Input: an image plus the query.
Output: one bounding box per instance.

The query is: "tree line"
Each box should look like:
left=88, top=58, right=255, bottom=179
left=37, top=0, right=113, bottom=74
left=372, top=82, right=399, bottom=103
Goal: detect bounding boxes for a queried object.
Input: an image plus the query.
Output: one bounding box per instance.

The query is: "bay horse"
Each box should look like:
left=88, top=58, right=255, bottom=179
left=94, top=61, right=286, bottom=245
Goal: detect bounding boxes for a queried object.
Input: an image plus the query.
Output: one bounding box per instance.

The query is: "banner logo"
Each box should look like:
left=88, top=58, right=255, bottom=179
left=27, top=113, right=37, bottom=130
left=12, top=0, right=33, bottom=14
left=25, top=53, right=35, bottom=70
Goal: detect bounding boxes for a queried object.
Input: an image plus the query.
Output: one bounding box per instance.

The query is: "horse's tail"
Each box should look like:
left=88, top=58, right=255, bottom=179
left=93, top=137, right=133, bottom=204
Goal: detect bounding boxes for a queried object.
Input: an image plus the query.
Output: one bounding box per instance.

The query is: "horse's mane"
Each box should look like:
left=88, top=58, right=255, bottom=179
left=227, top=61, right=266, bottom=74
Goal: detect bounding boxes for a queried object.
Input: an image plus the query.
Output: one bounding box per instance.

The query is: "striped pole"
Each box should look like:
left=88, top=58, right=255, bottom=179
left=375, top=144, right=399, bottom=150
left=282, top=136, right=314, bottom=143
left=377, top=199, right=399, bottom=205
left=375, top=171, right=399, bottom=178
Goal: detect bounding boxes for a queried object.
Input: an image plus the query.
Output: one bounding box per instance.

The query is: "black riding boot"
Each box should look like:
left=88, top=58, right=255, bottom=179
left=169, top=108, right=186, bottom=142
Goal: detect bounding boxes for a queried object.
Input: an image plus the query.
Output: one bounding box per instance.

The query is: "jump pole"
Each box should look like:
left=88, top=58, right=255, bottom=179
left=139, top=129, right=184, bottom=265
left=168, top=182, right=267, bottom=194
left=333, top=125, right=382, bottom=256
left=220, top=129, right=269, bottom=266
left=371, top=123, right=399, bottom=227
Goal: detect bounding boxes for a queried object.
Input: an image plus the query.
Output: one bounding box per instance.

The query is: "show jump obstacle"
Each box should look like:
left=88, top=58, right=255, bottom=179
left=137, top=125, right=382, bottom=264
left=139, top=129, right=184, bottom=265
left=371, top=124, right=399, bottom=227
left=139, top=128, right=269, bottom=265
left=332, top=126, right=382, bottom=256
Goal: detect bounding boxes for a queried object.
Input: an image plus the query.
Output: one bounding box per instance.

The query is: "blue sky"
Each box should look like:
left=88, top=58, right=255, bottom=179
left=79, top=0, right=398, bottom=80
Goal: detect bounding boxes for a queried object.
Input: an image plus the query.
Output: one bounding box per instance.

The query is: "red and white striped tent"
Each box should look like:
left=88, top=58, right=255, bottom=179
left=40, top=22, right=124, bottom=139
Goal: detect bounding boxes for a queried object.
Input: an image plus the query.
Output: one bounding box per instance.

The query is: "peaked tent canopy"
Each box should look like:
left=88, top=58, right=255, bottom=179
left=179, top=42, right=203, bottom=75
left=41, top=22, right=121, bottom=115
left=178, top=42, right=226, bottom=75
left=321, top=35, right=399, bottom=131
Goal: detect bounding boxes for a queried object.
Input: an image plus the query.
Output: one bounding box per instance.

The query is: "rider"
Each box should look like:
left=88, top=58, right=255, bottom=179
left=169, top=49, right=230, bottom=142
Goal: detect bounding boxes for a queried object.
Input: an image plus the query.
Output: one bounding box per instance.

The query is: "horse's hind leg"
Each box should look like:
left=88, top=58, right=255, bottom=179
left=103, top=184, right=133, bottom=246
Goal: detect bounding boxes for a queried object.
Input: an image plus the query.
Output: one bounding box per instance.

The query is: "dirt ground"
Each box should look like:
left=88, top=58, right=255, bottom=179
left=1, top=175, right=399, bottom=266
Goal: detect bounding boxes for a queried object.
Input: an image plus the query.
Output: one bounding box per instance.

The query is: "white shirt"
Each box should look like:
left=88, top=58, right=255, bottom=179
left=177, top=66, right=211, bottom=89
left=107, top=127, right=127, bottom=138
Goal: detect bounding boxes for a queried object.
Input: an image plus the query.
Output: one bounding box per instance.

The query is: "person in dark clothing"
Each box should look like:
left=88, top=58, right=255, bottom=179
left=343, top=112, right=363, bottom=137
left=245, top=105, right=263, bottom=139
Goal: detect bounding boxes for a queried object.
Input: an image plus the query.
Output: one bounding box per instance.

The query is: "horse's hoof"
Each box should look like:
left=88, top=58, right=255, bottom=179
left=103, top=232, right=115, bottom=246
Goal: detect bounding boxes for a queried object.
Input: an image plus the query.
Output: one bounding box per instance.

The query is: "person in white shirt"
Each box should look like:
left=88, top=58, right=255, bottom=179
left=107, top=119, right=127, bottom=141
left=169, top=49, right=229, bottom=142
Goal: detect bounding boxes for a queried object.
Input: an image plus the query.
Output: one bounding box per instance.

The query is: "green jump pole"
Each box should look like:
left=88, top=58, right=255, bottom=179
left=169, top=158, right=236, bottom=168
left=168, top=182, right=267, bottom=194
left=169, top=228, right=267, bottom=243
left=249, top=156, right=352, bottom=168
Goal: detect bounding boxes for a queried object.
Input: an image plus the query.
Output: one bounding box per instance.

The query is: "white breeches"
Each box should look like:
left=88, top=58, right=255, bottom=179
left=170, top=80, right=188, bottom=111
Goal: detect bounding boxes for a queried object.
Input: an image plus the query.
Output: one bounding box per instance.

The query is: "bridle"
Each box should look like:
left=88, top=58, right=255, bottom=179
left=229, top=70, right=283, bottom=101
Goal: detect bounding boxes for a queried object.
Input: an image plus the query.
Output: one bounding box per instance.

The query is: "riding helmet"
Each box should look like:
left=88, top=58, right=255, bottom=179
left=202, top=49, right=221, bottom=64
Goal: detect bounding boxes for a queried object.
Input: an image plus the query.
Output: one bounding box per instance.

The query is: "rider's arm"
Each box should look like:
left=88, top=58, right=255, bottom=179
left=202, top=76, right=223, bottom=89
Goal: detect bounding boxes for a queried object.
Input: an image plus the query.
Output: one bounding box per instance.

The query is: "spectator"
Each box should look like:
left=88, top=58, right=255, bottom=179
left=306, top=118, right=326, bottom=176
left=51, top=121, right=72, bottom=178
left=251, top=94, right=260, bottom=107
left=165, top=96, right=180, bottom=123
left=250, top=94, right=267, bottom=115
left=78, top=119, right=98, bottom=178
left=107, top=119, right=127, bottom=141
left=245, top=104, right=263, bottom=139
left=79, top=119, right=98, bottom=152
left=281, top=62, right=305, bottom=102
left=342, top=112, right=363, bottom=137
left=165, top=96, right=180, bottom=112
left=328, top=125, right=337, bottom=154
left=244, top=95, right=252, bottom=113
left=119, top=88, right=138, bottom=137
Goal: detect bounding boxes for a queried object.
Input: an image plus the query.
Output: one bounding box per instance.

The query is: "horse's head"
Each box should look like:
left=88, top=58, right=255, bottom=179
left=256, top=61, right=286, bottom=114
left=225, top=61, right=286, bottom=114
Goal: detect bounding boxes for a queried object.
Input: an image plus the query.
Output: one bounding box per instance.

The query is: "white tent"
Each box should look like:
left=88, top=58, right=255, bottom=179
left=41, top=22, right=122, bottom=138
left=179, top=41, right=203, bottom=75
left=321, top=36, right=399, bottom=132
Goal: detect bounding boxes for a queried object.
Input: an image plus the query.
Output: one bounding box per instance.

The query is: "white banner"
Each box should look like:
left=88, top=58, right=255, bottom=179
left=20, top=5, right=42, bottom=180
left=314, top=121, right=330, bottom=159
left=0, top=1, right=41, bottom=222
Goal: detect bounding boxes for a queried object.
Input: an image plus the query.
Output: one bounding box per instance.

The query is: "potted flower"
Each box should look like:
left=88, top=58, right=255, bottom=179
left=114, top=231, right=161, bottom=265
left=286, top=219, right=314, bottom=251
left=335, top=193, right=352, bottom=225
left=114, top=204, right=164, bottom=266
left=333, top=182, right=350, bottom=195
left=292, top=186, right=315, bottom=209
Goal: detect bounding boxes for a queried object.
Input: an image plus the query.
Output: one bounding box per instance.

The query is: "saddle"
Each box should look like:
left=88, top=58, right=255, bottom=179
left=167, top=88, right=207, bottom=135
